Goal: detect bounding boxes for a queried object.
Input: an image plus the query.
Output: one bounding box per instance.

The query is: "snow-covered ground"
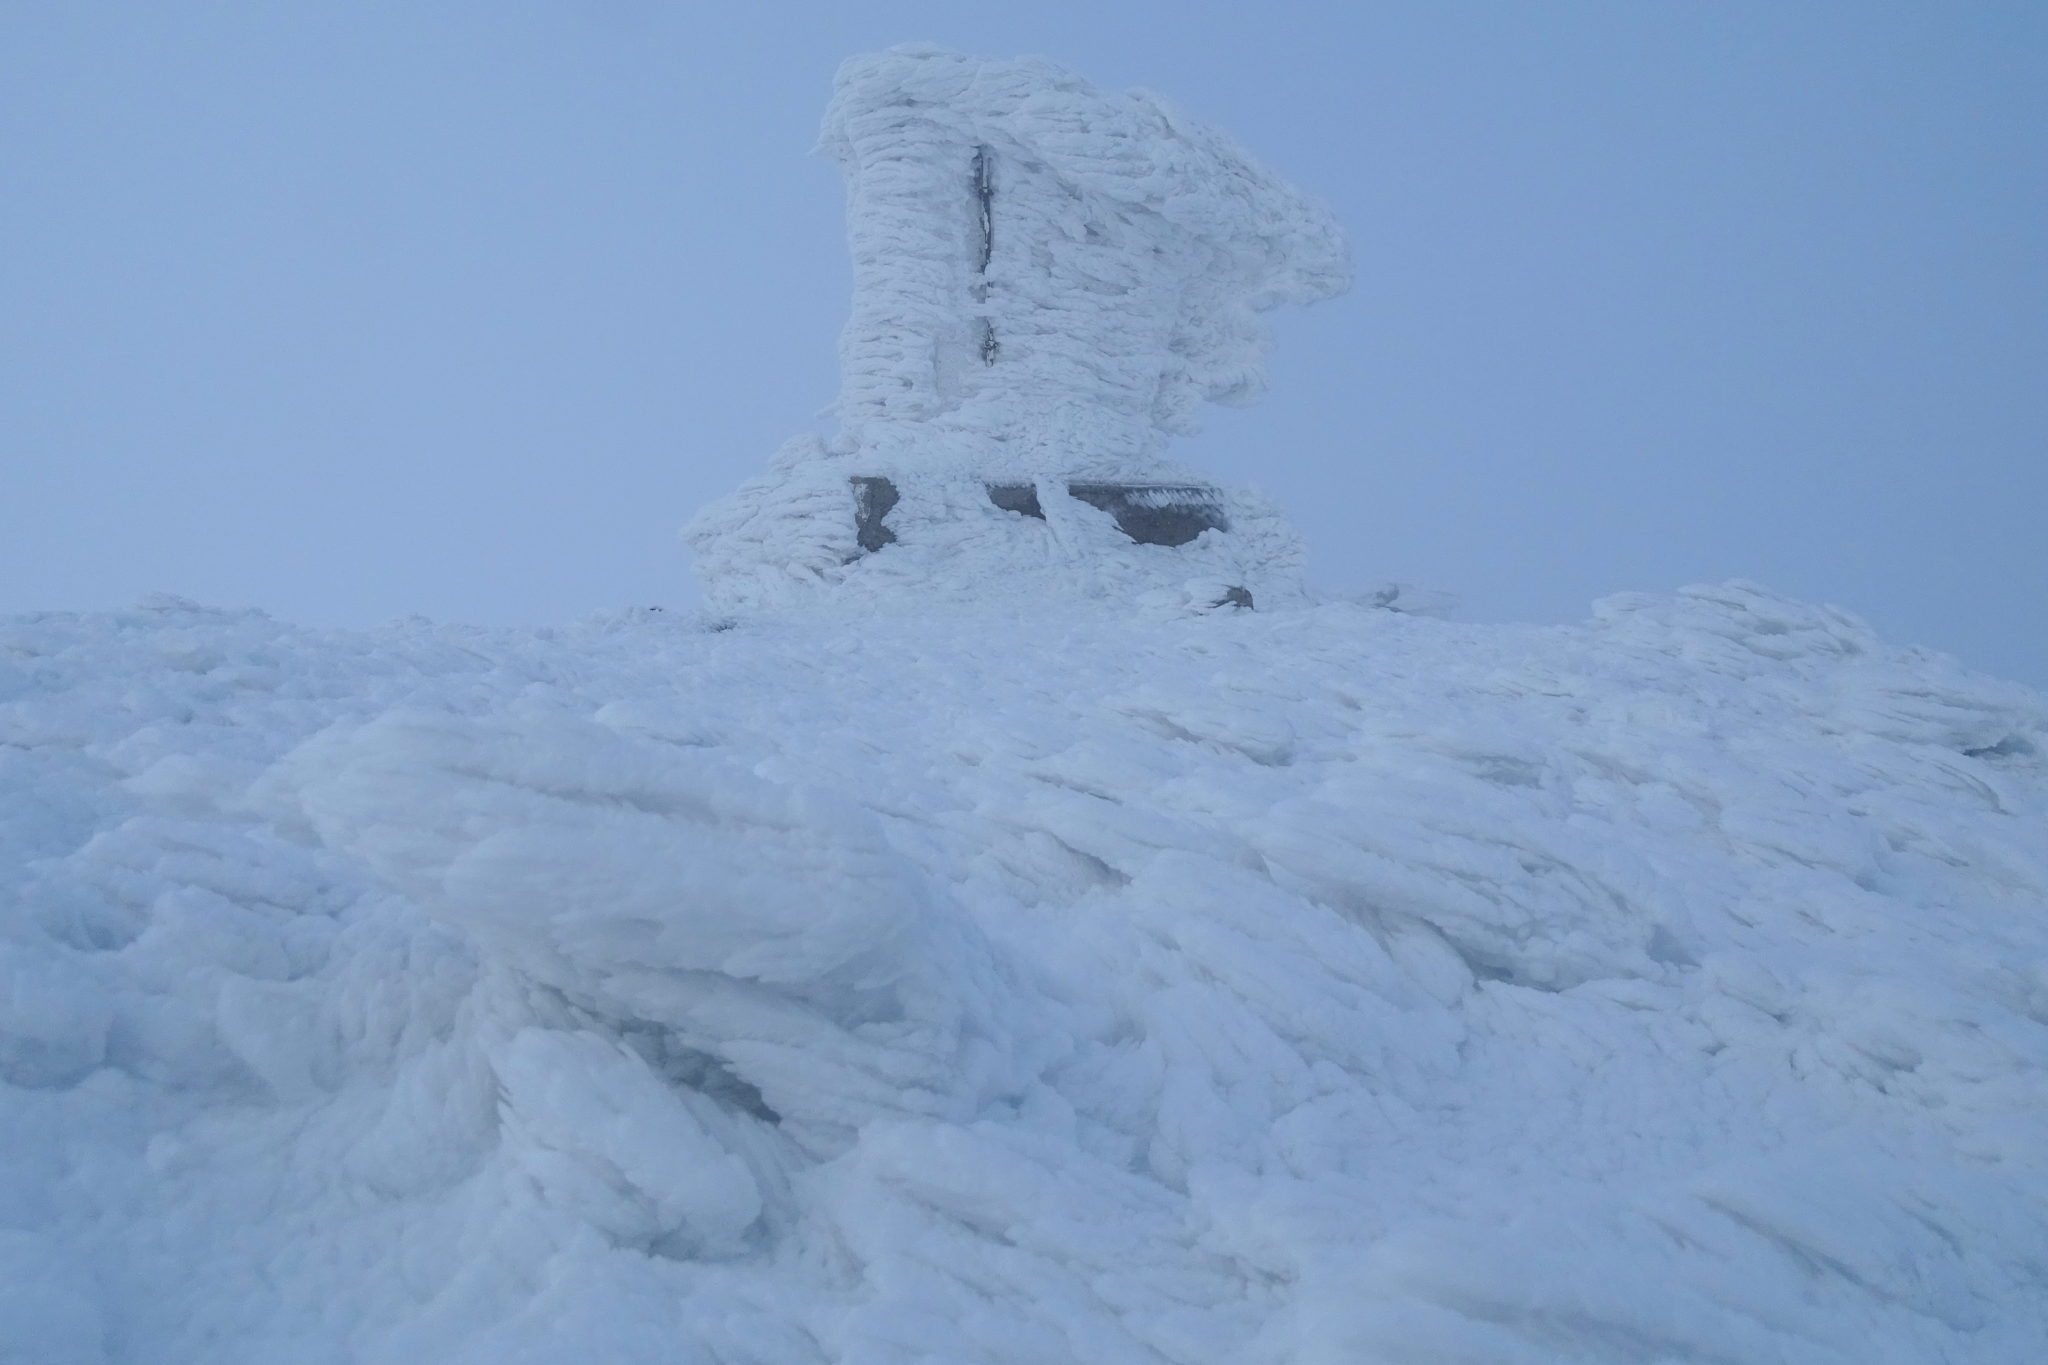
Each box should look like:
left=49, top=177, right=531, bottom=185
left=4, top=581, right=2045, bottom=1363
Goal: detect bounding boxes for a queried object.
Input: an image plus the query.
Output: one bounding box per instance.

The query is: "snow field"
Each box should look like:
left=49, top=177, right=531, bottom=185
left=1, top=582, right=2045, bottom=1362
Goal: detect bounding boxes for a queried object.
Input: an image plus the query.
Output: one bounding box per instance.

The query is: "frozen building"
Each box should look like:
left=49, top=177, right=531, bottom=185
left=687, top=47, right=1349, bottom=611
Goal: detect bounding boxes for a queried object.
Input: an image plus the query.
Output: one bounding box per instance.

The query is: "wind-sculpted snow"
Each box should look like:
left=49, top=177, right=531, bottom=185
left=3, top=584, right=2046, bottom=1363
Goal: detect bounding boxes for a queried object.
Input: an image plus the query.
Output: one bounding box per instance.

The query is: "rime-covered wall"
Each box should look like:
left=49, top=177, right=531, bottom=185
left=820, top=47, right=1347, bottom=475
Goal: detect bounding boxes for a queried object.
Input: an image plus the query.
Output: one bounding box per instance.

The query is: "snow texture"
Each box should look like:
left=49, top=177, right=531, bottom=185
left=5, top=582, right=2047, bottom=1363
left=688, top=48, right=1347, bottom=613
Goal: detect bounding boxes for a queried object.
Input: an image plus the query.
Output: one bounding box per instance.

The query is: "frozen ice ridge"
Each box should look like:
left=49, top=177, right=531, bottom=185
left=687, top=46, right=1348, bottom=613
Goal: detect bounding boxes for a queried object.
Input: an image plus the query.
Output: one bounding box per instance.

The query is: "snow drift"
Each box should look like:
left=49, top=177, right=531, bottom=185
left=4, top=583, right=2046, bottom=1363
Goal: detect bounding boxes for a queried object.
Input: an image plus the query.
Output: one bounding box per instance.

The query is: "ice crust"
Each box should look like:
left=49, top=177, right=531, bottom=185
left=4, top=583, right=2046, bottom=1363
left=687, top=48, right=1347, bottom=613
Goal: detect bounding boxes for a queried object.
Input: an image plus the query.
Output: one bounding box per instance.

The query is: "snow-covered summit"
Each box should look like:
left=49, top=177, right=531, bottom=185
left=688, top=48, right=1347, bottom=614
left=10, top=41, right=2047, bottom=1365
left=4, top=583, right=2046, bottom=1362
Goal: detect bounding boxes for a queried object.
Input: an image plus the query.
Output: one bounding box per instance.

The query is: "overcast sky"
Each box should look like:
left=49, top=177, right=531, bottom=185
left=4, top=1, right=2043, bottom=685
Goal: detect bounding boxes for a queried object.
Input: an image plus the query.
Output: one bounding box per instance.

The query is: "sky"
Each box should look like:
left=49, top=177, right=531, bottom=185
left=3, top=1, right=2043, bottom=685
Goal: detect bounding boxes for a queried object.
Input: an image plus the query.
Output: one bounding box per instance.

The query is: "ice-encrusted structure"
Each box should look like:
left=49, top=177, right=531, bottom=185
left=687, top=47, right=1348, bottom=611
left=4, top=584, right=2047, bottom=1363
left=10, top=45, right=2048, bottom=1365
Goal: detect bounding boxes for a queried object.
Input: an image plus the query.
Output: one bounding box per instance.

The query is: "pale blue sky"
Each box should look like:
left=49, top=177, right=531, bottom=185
left=4, top=1, right=2043, bottom=684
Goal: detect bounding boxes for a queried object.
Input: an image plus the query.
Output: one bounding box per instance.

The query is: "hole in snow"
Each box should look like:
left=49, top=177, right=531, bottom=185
left=987, top=483, right=1045, bottom=519
left=1065, top=482, right=1228, bottom=547
left=850, top=476, right=899, bottom=553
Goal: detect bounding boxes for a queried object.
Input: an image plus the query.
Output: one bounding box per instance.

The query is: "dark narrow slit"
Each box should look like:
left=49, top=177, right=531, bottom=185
left=972, top=144, right=997, bottom=365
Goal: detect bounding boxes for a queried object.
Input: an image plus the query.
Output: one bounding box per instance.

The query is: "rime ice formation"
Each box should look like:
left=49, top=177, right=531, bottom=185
left=687, top=47, right=1348, bottom=612
left=5, top=586, right=2048, bottom=1363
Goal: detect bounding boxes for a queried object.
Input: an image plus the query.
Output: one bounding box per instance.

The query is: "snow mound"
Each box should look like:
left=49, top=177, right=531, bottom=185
left=3, top=583, right=2046, bottom=1363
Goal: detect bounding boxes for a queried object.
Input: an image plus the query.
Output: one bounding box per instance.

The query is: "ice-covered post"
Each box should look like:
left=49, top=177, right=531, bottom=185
left=687, top=46, right=1349, bottom=609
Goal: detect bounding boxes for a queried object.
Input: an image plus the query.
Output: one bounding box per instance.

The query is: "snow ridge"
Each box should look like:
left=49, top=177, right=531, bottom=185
left=4, top=583, right=2046, bottom=1363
